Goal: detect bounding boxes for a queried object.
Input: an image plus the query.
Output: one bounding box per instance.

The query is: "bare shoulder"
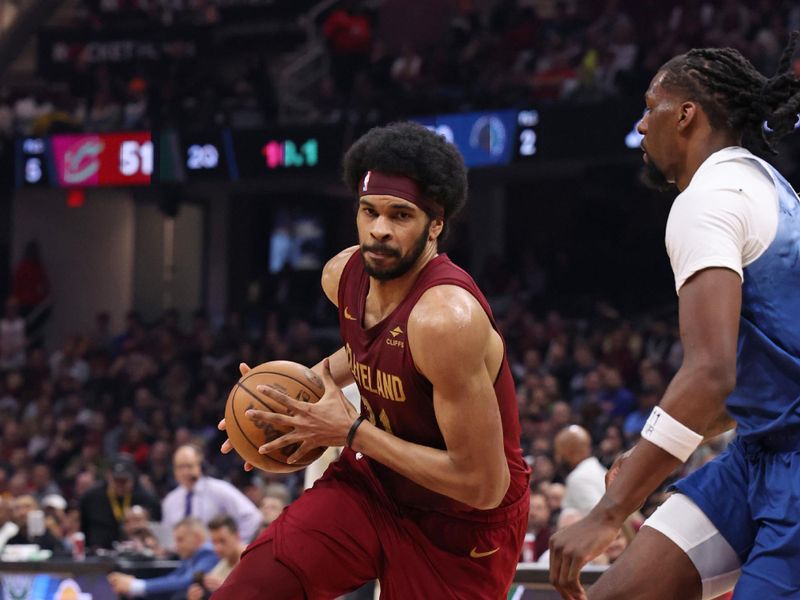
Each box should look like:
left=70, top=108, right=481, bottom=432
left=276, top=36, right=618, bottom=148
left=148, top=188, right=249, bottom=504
left=410, top=285, right=488, bottom=331
left=321, top=246, right=359, bottom=306
left=408, top=285, right=491, bottom=375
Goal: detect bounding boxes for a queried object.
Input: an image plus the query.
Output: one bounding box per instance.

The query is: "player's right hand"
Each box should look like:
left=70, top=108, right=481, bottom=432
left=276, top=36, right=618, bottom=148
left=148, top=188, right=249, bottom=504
left=219, top=362, right=254, bottom=472
left=605, top=446, right=635, bottom=489
left=549, top=513, right=618, bottom=600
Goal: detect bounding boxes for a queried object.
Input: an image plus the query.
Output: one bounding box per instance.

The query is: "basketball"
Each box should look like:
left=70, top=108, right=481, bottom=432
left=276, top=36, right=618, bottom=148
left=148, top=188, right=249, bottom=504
left=225, top=360, right=327, bottom=473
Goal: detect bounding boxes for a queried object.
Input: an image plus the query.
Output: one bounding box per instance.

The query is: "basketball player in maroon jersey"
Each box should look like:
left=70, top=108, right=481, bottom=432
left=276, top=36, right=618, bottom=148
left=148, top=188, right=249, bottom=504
left=213, top=122, right=530, bottom=599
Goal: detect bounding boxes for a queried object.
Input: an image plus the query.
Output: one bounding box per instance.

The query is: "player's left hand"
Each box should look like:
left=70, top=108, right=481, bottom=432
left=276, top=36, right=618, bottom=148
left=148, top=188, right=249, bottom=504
left=219, top=362, right=256, bottom=471
left=247, top=358, right=360, bottom=463
left=548, top=513, right=620, bottom=600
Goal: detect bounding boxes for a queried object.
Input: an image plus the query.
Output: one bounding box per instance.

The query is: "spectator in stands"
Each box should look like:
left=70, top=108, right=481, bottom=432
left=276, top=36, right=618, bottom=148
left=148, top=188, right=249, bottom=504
left=12, top=240, right=49, bottom=318
left=598, top=366, right=636, bottom=417
left=597, top=424, right=626, bottom=469
left=603, top=519, right=636, bottom=565
left=161, top=445, right=261, bottom=543
left=119, top=505, right=165, bottom=558
left=85, top=89, right=121, bottom=132
left=186, top=515, right=245, bottom=600
left=548, top=400, right=573, bottom=432
left=104, top=406, right=140, bottom=457
left=0, top=89, right=11, bottom=138
left=530, top=454, right=555, bottom=488
left=30, top=464, right=61, bottom=504
left=390, top=44, right=424, bottom=91
left=73, top=470, right=97, bottom=500
left=259, top=483, right=290, bottom=528
left=119, top=425, right=151, bottom=470
left=6, top=494, right=67, bottom=554
left=41, top=493, right=69, bottom=549
left=7, top=472, right=29, bottom=498
left=0, top=464, right=10, bottom=500
left=543, top=482, right=565, bottom=518
left=49, top=336, right=91, bottom=387
left=12, top=91, right=50, bottom=136
left=79, top=455, right=161, bottom=551
left=521, top=491, right=551, bottom=562
left=536, top=508, right=585, bottom=565
left=322, top=0, right=372, bottom=96
left=554, top=425, right=607, bottom=514
left=0, top=377, right=22, bottom=420
left=623, top=386, right=661, bottom=442
left=0, top=495, right=12, bottom=529
left=144, top=439, right=173, bottom=499
left=108, top=517, right=218, bottom=598
left=0, top=298, right=26, bottom=371
left=122, top=77, right=149, bottom=129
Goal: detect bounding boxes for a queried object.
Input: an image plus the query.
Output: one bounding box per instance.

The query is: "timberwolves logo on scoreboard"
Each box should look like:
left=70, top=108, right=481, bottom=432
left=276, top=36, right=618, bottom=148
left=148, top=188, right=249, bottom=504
left=469, top=115, right=507, bottom=158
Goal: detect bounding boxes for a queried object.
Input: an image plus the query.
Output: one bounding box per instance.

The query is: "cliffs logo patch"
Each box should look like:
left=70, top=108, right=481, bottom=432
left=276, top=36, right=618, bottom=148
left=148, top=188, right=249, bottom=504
left=386, top=326, right=404, bottom=348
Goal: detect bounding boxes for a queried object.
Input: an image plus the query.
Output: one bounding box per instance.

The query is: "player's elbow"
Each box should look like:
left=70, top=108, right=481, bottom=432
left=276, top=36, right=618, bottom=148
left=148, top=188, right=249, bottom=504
left=465, top=466, right=510, bottom=510
left=694, top=362, right=737, bottom=399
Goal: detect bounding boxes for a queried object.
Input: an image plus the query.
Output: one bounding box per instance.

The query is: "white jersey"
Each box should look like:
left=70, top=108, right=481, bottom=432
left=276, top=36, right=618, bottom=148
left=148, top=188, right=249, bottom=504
left=665, top=146, right=779, bottom=294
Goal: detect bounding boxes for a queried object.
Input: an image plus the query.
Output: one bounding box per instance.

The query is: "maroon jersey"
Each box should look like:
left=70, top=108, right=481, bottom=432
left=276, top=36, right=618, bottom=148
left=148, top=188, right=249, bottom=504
left=337, top=251, right=530, bottom=519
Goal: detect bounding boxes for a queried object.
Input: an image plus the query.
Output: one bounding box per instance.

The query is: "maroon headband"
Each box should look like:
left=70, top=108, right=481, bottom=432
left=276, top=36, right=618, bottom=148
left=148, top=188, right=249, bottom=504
left=358, top=171, right=444, bottom=218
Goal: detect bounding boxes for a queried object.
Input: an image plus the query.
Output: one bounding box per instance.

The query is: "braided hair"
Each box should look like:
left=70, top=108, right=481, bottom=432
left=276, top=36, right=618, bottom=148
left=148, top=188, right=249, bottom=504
left=659, top=31, right=800, bottom=157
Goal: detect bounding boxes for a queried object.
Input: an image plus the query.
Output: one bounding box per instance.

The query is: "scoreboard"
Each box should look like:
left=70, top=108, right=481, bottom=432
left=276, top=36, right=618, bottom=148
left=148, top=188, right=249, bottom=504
left=53, top=132, right=153, bottom=186
left=230, top=127, right=341, bottom=181
left=12, top=102, right=649, bottom=188
left=415, top=109, right=539, bottom=168
left=14, top=128, right=342, bottom=188
left=16, top=132, right=154, bottom=188
left=179, top=131, right=230, bottom=180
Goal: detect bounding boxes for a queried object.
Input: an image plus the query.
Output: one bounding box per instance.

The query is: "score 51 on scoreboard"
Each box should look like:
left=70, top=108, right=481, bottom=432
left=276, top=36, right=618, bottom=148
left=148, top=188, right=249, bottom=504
left=16, top=132, right=153, bottom=187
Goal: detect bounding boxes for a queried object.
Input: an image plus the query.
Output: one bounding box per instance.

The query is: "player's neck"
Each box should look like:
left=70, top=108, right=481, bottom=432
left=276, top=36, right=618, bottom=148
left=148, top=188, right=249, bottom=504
left=677, top=132, right=739, bottom=191
left=367, top=244, right=439, bottom=317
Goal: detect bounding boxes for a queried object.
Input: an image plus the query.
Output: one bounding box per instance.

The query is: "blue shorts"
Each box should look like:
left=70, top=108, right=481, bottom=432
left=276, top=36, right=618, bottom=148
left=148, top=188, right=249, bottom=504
left=674, top=436, right=800, bottom=598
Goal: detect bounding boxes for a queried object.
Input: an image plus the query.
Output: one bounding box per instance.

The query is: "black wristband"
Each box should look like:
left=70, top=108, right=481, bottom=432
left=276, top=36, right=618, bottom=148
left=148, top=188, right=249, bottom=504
left=346, top=415, right=367, bottom=448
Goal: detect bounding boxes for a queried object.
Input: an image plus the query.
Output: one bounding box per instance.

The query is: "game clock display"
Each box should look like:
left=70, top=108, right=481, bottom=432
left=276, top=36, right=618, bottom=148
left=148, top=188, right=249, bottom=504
left=231, top=127, right=339, bottom=180
left=179, top=131, right=231, bottom=181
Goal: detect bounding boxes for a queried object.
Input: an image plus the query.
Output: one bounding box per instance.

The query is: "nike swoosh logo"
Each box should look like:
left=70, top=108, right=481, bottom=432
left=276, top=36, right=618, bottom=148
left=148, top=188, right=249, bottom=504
left=470, top=547, right=499, bottom=558
left=344, top=307, right=357, bottom=321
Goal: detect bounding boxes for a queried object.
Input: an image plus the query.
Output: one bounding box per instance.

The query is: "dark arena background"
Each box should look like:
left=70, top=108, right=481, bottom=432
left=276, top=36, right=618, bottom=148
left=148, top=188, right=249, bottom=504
left=0, top=1, right=799, bottom=598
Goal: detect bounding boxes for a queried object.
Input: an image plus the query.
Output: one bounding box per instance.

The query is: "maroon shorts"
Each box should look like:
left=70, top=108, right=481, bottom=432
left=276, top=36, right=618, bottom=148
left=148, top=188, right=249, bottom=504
left=237, top=449, right=528, bottom=599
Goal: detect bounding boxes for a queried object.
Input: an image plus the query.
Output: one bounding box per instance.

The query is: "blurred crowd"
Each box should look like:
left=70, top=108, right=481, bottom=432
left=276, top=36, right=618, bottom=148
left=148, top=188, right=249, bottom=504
left=313, top=0, right=800, bottom=123
left=0, top=240, right=733, bottom=579
left=3, top=0, right=800, bottom=138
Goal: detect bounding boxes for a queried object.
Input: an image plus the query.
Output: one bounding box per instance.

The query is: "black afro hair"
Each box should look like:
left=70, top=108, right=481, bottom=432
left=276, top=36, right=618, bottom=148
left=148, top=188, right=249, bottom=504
left=342, top=122, right=468, bottom=237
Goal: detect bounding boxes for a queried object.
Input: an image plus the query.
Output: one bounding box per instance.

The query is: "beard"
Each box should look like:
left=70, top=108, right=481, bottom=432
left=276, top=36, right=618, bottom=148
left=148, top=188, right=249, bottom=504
left=361, top=223, right=430, bottom=281
left=639, top=160, right=674, bottom=192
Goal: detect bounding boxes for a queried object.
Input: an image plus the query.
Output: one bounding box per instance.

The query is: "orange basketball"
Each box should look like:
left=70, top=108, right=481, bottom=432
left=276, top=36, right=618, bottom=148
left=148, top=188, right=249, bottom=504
left=224, top=360, right=326, bottom=473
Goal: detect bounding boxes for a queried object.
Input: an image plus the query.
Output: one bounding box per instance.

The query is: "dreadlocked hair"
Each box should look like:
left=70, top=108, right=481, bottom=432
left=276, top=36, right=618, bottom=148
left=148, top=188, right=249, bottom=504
left=659, top=31, right=800, bottom=157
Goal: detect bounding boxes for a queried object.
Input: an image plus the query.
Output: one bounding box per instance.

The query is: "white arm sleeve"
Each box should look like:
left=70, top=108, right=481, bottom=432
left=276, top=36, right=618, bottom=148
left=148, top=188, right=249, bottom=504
left=665, top=160, right=778, bottom=294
